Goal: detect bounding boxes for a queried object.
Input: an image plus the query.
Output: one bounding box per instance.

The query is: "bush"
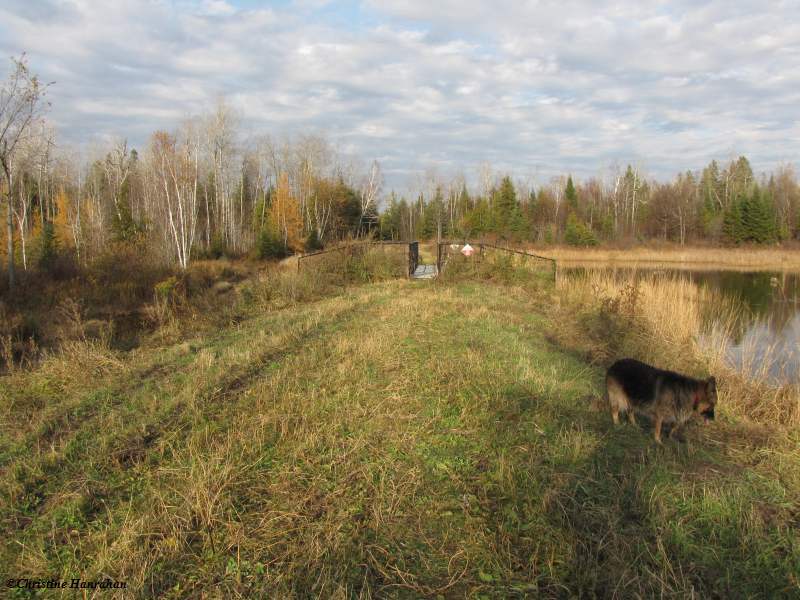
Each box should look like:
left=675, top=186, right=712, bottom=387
left=565, top=213, right=598, bottom=246
left=256, top=229, right=289, bottom=260
left=37, top=222, right=59, bottom=272
left=87, top=243, right=170, bottom=309
left=305, top=229, right=324, bottom=252
left=209, top=234, right=227, bottom=259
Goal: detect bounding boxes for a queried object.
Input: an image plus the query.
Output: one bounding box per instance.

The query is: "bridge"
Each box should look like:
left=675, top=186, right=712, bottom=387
left=297, top=240, right=557, bottom=282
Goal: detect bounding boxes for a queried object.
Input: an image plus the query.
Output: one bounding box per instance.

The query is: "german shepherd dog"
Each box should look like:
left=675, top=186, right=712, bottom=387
left=606, top=358, right=717, bottom=443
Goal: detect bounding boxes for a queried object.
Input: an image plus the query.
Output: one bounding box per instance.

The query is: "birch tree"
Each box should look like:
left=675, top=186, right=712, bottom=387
left=149, top=127, right=200, bottom=269
left=359, top=159, right=382, bottom=232
left=0, top=54, right=50, bottom=289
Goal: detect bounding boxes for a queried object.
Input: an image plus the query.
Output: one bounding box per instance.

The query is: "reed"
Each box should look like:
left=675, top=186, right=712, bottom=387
left=541, top=245, right=800, bottom=271
left=556, top=270, right=800, bottom=425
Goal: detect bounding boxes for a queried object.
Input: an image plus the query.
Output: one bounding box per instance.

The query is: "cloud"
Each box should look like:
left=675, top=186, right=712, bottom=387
left=0, top=0, right=798, bottom=191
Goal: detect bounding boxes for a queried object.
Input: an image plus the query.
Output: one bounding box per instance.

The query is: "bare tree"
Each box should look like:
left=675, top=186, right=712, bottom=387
left=148, top=126, right=200, bottom=269
left=0, top=54, right=50, bottom=289
left=359, top=159, right=382, bottom=232
left=203, top=100, right=241, bottom=251
left=101, top=139, right=132, bottom=222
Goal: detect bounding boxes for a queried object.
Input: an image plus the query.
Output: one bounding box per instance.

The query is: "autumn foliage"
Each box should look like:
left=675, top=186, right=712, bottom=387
left=268, top=172, right=304, bottom=252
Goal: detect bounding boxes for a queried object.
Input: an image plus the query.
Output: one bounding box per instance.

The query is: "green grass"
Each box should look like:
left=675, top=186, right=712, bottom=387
left=1, top=272, right=799, bottom=598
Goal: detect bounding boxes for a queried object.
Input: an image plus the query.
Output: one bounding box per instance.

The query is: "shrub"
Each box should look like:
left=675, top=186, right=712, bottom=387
left=565, top=213, right=598, bottom=246
left=209, top=234, right=227, bottom=259
left=305, top=229, right=324, bottom=252
left=87, top=243, right=169, bottom=309
left=37, top=222, right=59, bottom=272
left=256, top=229, right=289, bottom=260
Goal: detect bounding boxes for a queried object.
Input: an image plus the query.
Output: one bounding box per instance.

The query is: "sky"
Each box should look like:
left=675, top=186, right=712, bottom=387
left=1, top=0, right=798, bottom=191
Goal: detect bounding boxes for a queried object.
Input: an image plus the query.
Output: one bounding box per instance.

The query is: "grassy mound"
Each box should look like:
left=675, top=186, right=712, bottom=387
left=1, top=271, right=798, bottom=598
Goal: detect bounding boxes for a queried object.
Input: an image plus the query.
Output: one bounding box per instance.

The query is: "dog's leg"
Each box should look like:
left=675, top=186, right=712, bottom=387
left=611, top=407, right=620, bottom=425
left=653, top=414, right=664, bottom=444
left=627, top=410, right=636, bottom=426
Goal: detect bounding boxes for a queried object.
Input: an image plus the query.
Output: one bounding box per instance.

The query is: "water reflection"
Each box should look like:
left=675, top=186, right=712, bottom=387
left=563, top=265, right=800, bottom=384
left=723, top=312, right=800, bottom=383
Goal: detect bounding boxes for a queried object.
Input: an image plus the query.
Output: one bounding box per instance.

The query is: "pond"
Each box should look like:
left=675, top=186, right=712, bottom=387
left=562, top=265, right=800, bottom=385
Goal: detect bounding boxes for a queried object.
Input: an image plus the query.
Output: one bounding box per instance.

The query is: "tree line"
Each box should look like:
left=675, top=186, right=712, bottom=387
left=379, top=157, right=800, bottom=247
left=1, top=56, right=387, bottom=290
left=2, top=55, right=800, bottom=291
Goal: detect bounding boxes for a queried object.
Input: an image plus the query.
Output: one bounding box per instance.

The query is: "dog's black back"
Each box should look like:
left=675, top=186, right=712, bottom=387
left=607, top=358, right=700, bottom=406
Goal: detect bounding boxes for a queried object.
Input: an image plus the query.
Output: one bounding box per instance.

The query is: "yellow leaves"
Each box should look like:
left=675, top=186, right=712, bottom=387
left=269, top=172, right=304, bottom=252
left=54, top=187, right=73, bottom=249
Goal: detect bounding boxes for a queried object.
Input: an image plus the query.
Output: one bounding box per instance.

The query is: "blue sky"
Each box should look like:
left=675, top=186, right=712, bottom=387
left=1, top=0, right=798, bottom=192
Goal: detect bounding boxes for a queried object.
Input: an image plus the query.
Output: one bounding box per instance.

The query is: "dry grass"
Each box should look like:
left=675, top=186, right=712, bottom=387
left=1, top=263, right=799, bottom=598
left=539, top=244, right=800, bottom=271
left=554, top=270, right=800, bottom=426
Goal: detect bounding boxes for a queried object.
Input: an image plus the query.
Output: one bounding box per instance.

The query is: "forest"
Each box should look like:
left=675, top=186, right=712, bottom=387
left=2, top=55, right=800, bottom=291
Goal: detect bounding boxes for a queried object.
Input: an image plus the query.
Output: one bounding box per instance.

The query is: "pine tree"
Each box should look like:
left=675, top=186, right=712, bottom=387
left=256, top=228, right=286, bottom=259
left=493, top=176, right=518, bottom=239
left=564, top=212, right=597, bottom=246
left=111, top=198, right=140, bottom=243
left=421, top=188, right=445, bottom=239
left=723, top=197, right=743, bottom=244
left=743, top=187, right=776, bottom=243
left=565, top=175, right=578, bottom=212
left=464, top=197, right=491, bottom=236
left=305, top=228, right=323, bottom=251
left=379, top=193, right=403, bottom=240
left=37, top=220, right=58, bottom=271
left=332, top=178, right=361, bottom=238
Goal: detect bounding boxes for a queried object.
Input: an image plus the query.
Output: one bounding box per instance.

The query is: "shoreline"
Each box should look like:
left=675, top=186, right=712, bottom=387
left=533, top=246, right=800, bottom=271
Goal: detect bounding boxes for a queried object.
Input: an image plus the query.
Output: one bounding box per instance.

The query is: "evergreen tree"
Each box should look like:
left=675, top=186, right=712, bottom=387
left=111, top=198, right=141, bottom=243
left=331, top=178, right=361, bottom=238
left=564, top=212, right=597, bottom=246
left=256, top=228, right=287, bottom=259
left=701, top=160, right=721, bottom=208
left=305, top=228, right=323, bottom=251
left=565, top=175, right=578, bottom=212
left=723, top=197, right=743, bottom=243
left=464, top=197, right=491, bottom=236
left=742, top=187, right=776, bottom=243
left=37, top=221, right=59, bottom=271
left=493, top=176, right=519, bottom=239
left=421, top=188, right=446, bottom=239
left=379, top=193, right=403, bottom=240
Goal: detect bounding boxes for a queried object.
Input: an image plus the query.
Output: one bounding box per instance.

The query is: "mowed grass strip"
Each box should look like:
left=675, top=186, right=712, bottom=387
left=1, top=277, right=798, bottom=598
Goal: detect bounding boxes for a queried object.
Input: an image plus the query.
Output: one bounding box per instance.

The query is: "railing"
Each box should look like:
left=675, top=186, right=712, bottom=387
left=296, top=239, right=557, bottom=282
left=296, top=240, right=372, bottom=272
left=436, top=240, right=558, bottom=282
left=296, top=239, right=419, bottom=278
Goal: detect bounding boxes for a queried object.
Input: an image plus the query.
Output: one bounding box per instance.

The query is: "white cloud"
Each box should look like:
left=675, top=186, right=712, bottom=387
left=0, top=0, right=798, bottom=190
left=200, top=0, right=236, bottom=16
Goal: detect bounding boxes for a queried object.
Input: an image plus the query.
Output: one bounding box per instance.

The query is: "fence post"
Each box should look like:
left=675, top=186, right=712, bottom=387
left=408, top=241, right=419, bottom=278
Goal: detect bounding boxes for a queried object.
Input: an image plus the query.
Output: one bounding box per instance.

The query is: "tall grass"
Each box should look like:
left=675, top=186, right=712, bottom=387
left=556, top=270, right=800, bottom=425
left=540, top=245, right=800, bottom=270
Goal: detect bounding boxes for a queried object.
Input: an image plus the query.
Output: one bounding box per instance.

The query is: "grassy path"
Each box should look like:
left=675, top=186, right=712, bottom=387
left=1, top=279, right=798, bottom=598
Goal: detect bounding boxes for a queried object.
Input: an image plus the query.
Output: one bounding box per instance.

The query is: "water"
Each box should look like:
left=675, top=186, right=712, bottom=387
left=563, top=265, right=800, bottom=385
